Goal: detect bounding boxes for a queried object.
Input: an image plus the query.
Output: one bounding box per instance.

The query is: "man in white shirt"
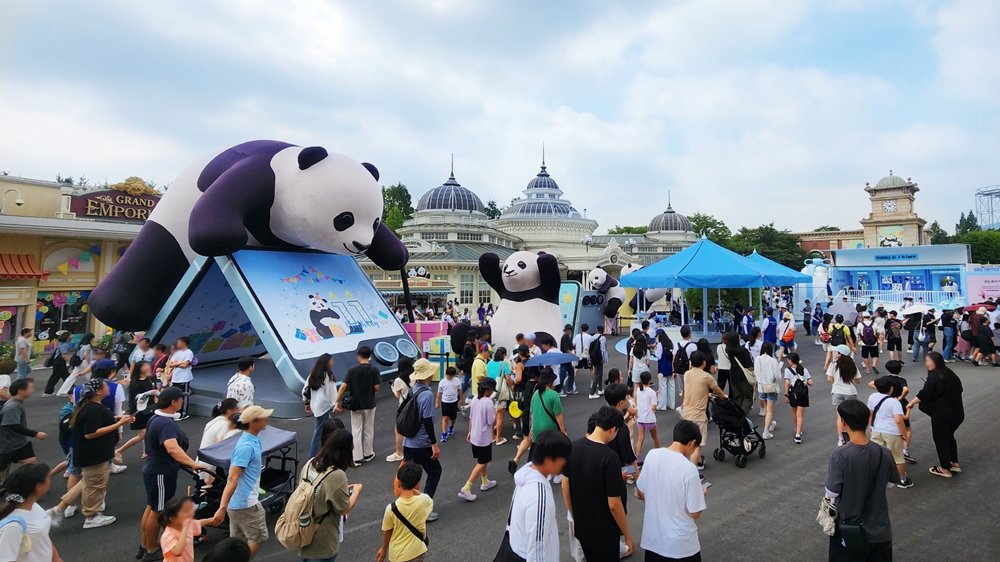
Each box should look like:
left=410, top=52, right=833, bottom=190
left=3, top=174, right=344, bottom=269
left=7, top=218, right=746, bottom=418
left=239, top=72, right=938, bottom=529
left=636, top=420, right=708, bottom=561
left=166, top=337, right=195, bottom=420
left=673, top=326, right=697, bottom=364
left=524, top=333, right=541, bottom=357
left=226, top=356, right=256, bottom=411
left=868, top=377, right=913, bottom=489
left=572, top=324, right=594, bottom=390
left=507, top=431, right=572, bottom=562
left=129, top=337, right=155, bottom=368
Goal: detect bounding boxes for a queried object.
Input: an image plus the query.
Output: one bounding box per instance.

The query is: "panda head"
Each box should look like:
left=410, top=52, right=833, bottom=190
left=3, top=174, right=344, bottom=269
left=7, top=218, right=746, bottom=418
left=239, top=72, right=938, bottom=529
left=588, top=267, right=618, bottom=293
left=308, top=294, right=329, bottom=312
left=407, top=268, right=418, bottom=278
left=416, top=266, right=429, bottom=278
left=621, top=262, right=643, bottom=276
left=501, top=251, right=545, bottom=293
left=270, top=147, right=384, bottom=257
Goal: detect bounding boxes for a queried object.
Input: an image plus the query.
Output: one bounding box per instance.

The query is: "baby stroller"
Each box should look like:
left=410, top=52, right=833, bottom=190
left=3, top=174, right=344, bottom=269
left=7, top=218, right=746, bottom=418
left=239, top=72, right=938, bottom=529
left=182, top=426, right=300, bottom=537
left=709, top=397, right=765, bottom=468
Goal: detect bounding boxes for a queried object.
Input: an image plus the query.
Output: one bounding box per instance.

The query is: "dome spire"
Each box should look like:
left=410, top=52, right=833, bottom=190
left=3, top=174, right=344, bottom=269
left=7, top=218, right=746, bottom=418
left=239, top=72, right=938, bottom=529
left=450, top=153, right=455, bottom=180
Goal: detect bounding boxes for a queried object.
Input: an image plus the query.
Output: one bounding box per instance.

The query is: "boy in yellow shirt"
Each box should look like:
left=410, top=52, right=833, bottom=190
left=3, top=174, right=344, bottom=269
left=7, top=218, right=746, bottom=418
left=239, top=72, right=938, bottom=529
left=378, top=464, right=433, bottom=562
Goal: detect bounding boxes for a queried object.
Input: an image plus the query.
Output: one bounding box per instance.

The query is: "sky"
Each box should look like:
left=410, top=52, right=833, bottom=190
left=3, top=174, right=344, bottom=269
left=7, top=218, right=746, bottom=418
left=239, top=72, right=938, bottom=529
left=1, top=0, right=998, bottom=234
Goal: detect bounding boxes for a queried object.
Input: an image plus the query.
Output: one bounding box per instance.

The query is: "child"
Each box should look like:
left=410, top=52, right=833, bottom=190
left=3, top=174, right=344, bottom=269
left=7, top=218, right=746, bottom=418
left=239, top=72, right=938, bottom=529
left=783, top=352, right=813, bottom=444
left=378, top=464, right=433, bottom=562
left=634, top=371, right=660, bottom=458
left=202, top=537, right=251, bottom=562
left=867, top=377, right=914, bottom=488
left=870, top=360, right=916, bottom=463
left=159, top=496, right=216, bottom=562
left=459, top=377, right=498, bottom=502
left=436, top=367, right=462, bottom=442
left=603, top=383, right=639, bottom=486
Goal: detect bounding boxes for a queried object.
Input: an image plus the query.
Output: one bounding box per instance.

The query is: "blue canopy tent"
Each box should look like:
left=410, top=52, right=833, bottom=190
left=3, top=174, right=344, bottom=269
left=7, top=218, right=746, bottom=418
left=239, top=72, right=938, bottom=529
left=620, top=236, right=776, bottom=336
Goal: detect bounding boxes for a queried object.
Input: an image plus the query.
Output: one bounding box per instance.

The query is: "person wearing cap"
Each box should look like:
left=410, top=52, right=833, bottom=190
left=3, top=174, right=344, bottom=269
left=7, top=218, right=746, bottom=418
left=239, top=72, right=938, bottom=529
left=403, top=359, right=442, bottom=522
left=75, top=358, right=129, bottom=474
left=213, top=405, right=274, bottom=556
left=458, top=377, right=498, bottom=502
left=47, top=379, right=133, bottom=530
left=857, top=311, right=883, bottom=375
left=136, top=385, right=206, bottom=562
left=776, top=311, right=796, bottom=360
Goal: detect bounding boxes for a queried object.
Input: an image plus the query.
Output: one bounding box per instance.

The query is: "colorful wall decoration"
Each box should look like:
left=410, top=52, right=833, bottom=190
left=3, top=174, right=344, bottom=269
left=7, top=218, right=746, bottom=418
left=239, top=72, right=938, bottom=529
left=876, top=226, right=905, bottom=248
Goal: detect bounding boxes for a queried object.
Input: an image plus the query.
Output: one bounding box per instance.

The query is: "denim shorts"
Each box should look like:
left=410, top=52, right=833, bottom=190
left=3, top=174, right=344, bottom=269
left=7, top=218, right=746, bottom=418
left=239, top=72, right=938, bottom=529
left=66, top=448, right=81, bottom=476
left=760, top=392, right=778, bottom=402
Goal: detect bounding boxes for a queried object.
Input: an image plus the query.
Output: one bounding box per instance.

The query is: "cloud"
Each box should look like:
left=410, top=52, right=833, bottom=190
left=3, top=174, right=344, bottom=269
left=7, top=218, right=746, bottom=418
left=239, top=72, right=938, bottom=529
left=932, top=0, right=1000, bottom=105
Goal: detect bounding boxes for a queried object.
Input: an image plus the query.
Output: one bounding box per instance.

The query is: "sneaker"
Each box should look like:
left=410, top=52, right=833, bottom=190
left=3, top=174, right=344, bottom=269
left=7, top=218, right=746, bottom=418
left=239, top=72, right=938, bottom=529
left=512, top=432, right=524, bottom=440
left=111, top=463, right=127, bottom=474
left=696, top=461, right=705, bottom=470
left=873, top=366, right=879, bottom=374
left=558, top=391, right=567, bottom=398
left=903, top=453, right=917, bottom=464
left=426, top=511, right=439, bottom=522
left=458, top=489, right=478, bottom=502
left=385, top=452, right=404, bottom=462
left=441, top=432, right=448, bottom=442
left=626, top=476, right=635, bottom=485
left=62, top=470, right=70, bottom=479
left=362, top=454, right=376, bottom=463
left=46, top=507, right=65, bottom=528
left=480, top=480, right=497, bottom=492
left=897, top=477, right=914, bottom=489
left=794, top=434, right=802, bottom=444
left=619, top=538, right=630, bottom=559
left=64, top=505, right=77, bottom=518
left=83, top=514, right=117, bottom=529
left=598, top=389, right=604, bottom=396
left=762, top=430, right=774, bottom=440
left=568, top=389, right=579, bottom=395
left=552, top=474, right=563, bottom=485
left=508, top=460, right=518, bottom=475
left=135, top=545, right=147, bottom=560
left=589, top=393, right=599, bottom=400
left=758, top=408, right=765, bottom=417
left=448, top=425, right=455, bottom=436
left=140, top=548, right=164, bottom=562
left=177, top=415, right=190, bottom=421
left=494, top=438, right=507, bottom=446
left=42, top=392, right=55, bottom=397
left=769, top=420, right=777, bottom=432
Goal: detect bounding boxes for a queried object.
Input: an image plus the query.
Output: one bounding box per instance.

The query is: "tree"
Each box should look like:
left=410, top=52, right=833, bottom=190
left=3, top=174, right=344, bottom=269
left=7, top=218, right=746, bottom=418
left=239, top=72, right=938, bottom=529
left=608, top=225, right=649, bottom=235
left=381, top=183, right=413, bottom=222
left=813, top=225, right=841, bottom=232
left=928, top=220, right=950, bottom=244
left=955, top=210, right=980, bottom=237
left=55, top=174, right=73, bottom=186
left=688, top=213, right=731, bottom=245
left=484, top=199, right=502, bottom=219
left=728, top=223, right=807, bottom=270
left=384, top=206, right=404, bottom=237
left=956, top=230, right=1000, bottom=264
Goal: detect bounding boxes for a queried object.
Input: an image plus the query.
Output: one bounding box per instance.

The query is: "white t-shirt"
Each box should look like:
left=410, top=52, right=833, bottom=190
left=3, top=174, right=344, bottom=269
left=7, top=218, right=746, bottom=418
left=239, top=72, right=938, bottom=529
left=0, top=503, right=54, bottom=562
left=783, top=367, right=812, bottom=384
left=635, top=386, right=657, bottom=424
left=716, top=344, right=731, bottom=370
left=129, top=347, right=155, bottom=364
left=572, top=333, right=593, bottom=358
left=14, top=337, right=31, bottom=365
left=201, top=416, right=232, bottom=449
left=170, top=349, right=195, bottom=383
left=636, top=448, right=706, bottom=559
left=745, top=339, right=762, bottom=359
left=0, top=375, right=10, bottom=395
left=827, top=363, right=860, bottom=396
left=753, top=354, right=782, bottom=389
left=437, top=377, right=462, bottom=404
left=226, top=374, right=255, bottom=410
left=867, top=392, right=904, bottom=436
left=988, top=308, right=1000, bottom=328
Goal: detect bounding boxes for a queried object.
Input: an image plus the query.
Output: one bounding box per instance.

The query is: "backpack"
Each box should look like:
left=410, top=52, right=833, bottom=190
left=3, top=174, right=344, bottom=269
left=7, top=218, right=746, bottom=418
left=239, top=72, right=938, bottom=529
left=673, top=342, right=692, bottom=375
left=788, top=369, right=808, bottom=402
left=274, top=465, right=337, bottom=550
left=396, top=386, right=430, bottom=438
left=829, top=326, right=847, bottom=347
left=860, top=322, right=877, bottom=346
left=588, top=336, right=604, bottom=365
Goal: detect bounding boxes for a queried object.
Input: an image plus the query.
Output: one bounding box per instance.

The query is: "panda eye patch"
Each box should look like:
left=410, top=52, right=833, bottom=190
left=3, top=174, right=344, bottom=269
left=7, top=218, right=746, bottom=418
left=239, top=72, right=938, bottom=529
left=517, top=261, right=527, bottom=269
left=333, top=212, right=355, bottom=231
left=373, top=217, right=380, bottom=231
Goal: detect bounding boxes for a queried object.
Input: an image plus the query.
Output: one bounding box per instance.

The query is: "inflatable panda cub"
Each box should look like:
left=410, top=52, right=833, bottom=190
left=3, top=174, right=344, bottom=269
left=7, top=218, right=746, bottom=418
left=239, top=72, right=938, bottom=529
left=620, top=262, right=668, bottom=312
left=473, top=250, right=564, bottom=350
left=90, top=140, right=409, bottom=331
left=587, top=267, right=626, bottom=319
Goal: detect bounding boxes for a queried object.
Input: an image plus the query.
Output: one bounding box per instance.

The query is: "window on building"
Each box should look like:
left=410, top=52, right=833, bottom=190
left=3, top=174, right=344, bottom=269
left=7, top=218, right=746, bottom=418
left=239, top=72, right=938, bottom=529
left=421, top=232, right=449, bottom=240
left=460, top=274, right=474, bottom=304
left=477, top=274, right=491, bottom=304
left=457, top=233, right=482, bottom=241
left=428, top=215, right=445, bottom=223
left=433, top=274, right=449, bottom=282
left=370, top=273, right=384, bottom=281
left=387, top=273, right=401, bottom=281
left=637, top=246, right=656, bottom=252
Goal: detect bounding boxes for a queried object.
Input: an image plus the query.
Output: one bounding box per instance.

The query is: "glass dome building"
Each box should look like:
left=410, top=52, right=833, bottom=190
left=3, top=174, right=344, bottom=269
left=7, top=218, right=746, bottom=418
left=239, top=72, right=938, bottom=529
left=416, top=172, right=486, bottom=214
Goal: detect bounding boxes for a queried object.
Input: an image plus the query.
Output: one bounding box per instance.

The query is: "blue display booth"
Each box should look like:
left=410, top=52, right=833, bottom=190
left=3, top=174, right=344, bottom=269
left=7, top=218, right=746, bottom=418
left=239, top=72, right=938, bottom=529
left=145, top=249, right=419, bottom=418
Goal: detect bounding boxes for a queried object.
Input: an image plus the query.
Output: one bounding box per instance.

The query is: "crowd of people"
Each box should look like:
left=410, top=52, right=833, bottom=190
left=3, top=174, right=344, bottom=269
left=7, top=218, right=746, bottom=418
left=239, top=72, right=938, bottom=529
left=0, top=293, right=974, bottom=561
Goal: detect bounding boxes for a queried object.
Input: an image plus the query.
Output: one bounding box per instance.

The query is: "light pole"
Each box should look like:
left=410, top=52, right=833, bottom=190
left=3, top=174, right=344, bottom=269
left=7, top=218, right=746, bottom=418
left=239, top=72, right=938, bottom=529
left=580, top=235, right=593, bottom=253
left=625, top=238, right=636, bottom=254
left=0, top=188, right=24, bottom=215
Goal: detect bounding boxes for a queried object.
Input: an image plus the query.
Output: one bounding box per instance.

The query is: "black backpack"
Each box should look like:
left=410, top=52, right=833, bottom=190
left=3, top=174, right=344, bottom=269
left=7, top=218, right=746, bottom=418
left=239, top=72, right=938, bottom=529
left=396, top=386, right=429, bottom=438
left=673, top=342, right=693, bottom=375
left=788, top=369, right=808, bottom=401
left=829, top=326, right=847, bottom=347
left=588, top=336, right=604, bottom=365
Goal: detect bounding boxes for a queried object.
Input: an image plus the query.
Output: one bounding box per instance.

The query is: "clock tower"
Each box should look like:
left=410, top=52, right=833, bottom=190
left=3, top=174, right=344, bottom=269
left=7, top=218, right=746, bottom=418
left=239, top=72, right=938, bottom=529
left=860, top=172, right=928, bottom=247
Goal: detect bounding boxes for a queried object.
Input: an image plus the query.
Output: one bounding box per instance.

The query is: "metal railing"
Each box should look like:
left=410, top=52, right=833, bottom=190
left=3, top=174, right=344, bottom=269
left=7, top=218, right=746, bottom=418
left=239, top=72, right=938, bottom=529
left=833, top=289, right=963, bottom=308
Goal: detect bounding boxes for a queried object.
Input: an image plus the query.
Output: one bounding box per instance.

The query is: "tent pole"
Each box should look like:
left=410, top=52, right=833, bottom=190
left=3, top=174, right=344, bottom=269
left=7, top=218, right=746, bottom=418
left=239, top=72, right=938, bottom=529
left=703, top=287, right=709, bottom=337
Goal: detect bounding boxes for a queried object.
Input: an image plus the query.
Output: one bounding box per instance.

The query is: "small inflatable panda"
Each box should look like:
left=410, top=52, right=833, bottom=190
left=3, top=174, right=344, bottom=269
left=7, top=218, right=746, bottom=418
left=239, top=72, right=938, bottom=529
left=473, top=251, right=563, bottom=350
left=588, top=267, right=626, bottom=319
left=620, top=262, right=668, bottom=312
left=308, top=294, right=349, bottom=339
left=90, top=140, right=409, bottom=330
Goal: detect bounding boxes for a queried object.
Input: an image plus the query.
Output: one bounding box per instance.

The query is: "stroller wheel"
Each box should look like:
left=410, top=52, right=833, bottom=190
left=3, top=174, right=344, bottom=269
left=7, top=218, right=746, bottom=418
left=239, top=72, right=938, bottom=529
left=713, top=449, right=725, bottom=462
left=735, top=455, right=748, bottom=468
left=268, top=498, right=286, bottom=514
left=759, top=445, right=767, bottom=459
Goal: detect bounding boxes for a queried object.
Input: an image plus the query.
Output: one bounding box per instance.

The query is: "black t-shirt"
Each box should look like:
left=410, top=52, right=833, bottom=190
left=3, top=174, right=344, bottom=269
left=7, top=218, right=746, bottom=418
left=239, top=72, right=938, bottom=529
left=564, top=437, right=627, bottom=544
left=72, top=402, right=117, bottom=468
left=343, top=363, right=381, bottom=410
left=825, top=442, right=900, bottom=543
left=459, top=343, right=476, bottom=373
left=143, top=412, right=186, bottom=475
left=605, top=417, right=636, bottom=515
left=129, top=377, right=155, bottom=414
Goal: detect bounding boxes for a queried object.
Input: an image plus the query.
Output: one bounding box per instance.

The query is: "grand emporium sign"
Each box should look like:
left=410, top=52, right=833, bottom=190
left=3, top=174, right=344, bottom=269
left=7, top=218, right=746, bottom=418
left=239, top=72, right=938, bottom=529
left=69, top=177, right=161, bottom=222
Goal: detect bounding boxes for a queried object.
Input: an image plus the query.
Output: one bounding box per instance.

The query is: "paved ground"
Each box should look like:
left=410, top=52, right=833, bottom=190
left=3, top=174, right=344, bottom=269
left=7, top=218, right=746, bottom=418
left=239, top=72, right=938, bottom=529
left=23, top=336, right=1000, bottom=561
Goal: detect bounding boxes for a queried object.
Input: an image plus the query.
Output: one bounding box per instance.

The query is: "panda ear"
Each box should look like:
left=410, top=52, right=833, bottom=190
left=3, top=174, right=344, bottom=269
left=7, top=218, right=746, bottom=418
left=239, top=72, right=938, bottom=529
left=298, top=147, right=328, bottom=170
left=361, top=162, right=379, bottom=181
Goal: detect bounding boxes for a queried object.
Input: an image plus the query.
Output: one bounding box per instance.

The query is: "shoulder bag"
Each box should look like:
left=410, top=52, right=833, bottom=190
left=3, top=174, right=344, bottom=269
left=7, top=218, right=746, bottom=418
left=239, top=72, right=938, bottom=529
left=537, top=389, right=559, bottom=426
left=391, top=501, right=428, bottom=546
left=837, top=447, right=884, bottom=554
left=493, top=495, right=526, bottom=562
left=732, top=354, right=757, bottom=386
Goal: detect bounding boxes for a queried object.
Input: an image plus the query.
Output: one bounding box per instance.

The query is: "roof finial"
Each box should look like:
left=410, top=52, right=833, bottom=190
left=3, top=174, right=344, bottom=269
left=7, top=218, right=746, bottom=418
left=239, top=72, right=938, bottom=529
left=541, top=142, right=546, bottom=170
left=666, top=190, right=673, bottom=212
left=450, top=153, right=455, bottom=179
left=889, top=169, right=892, bottom=176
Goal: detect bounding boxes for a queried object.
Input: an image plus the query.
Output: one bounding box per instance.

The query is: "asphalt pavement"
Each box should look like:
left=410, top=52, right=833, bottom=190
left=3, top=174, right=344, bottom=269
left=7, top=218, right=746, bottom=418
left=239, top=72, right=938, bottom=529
left=22, top=335, right=1000, bottom=561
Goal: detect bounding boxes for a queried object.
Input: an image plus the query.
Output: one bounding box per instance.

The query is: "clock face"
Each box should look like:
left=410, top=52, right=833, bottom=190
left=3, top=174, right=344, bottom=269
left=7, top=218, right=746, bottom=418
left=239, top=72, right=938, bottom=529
left=882, top=200, right=897, bottom=213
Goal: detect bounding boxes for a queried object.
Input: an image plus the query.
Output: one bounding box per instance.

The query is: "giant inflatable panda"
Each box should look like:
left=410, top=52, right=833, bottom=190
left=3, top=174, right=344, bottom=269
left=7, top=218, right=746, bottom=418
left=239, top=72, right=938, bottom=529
left=588, top=267, right=626, bottom=319
left=621, top=262, right=668, bottom=313
left=461, top=251, right=563, bottom=351
left=90, top=140, right=409, bottom=330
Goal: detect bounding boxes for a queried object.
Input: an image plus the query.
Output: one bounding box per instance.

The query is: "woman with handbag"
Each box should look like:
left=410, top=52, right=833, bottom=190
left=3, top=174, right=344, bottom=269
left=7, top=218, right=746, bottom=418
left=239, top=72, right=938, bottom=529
left=486, top=347, right=512, bottom=446
left=906, top=351, right=964, bottom=478
left=754, top=342, right=782, bottom=439
left=724, top=332, right=756, bottom=415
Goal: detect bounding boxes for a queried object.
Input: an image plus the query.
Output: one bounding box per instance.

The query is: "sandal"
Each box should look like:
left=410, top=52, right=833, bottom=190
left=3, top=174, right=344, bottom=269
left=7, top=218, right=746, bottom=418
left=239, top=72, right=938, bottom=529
left=929, top=466, right=953, bottom=478
left=950, top=465, right=962, bottom=473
